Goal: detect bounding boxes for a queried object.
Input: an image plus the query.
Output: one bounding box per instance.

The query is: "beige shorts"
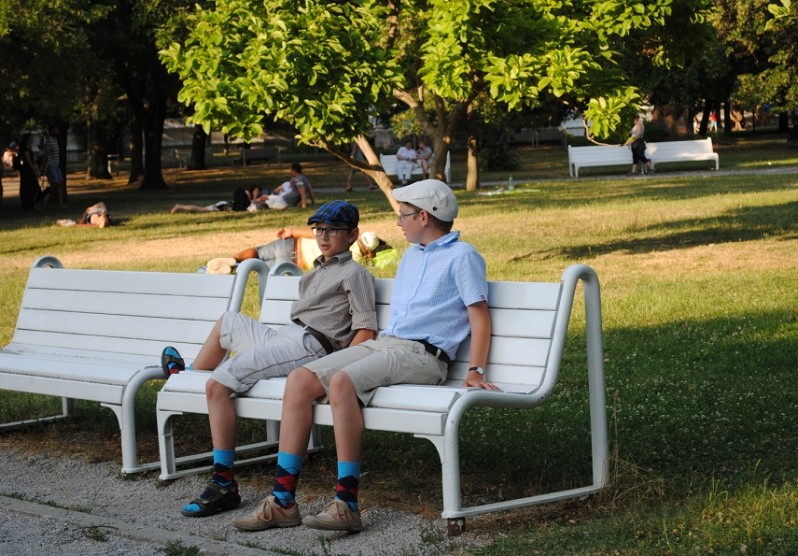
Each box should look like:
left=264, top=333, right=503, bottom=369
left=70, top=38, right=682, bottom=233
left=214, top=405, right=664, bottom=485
left=303, top=335, right=448, bottom=406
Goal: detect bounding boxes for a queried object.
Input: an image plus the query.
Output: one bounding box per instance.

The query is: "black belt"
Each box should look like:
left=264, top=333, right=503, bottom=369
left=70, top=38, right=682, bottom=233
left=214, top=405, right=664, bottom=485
left=292, top=318, right=335, bottom=355
left=415, top=339, right=452, bottom=365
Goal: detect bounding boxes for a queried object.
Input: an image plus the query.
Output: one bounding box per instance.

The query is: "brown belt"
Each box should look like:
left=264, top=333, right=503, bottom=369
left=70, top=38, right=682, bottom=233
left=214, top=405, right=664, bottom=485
left=292, top=318, right=335, bottom=355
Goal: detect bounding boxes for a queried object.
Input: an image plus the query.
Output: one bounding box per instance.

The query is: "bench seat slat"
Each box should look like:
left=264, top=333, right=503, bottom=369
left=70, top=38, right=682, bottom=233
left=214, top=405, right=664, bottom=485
left=10, top=330, right=209, bottom=360
left=0, top=371, right=124, bottom=403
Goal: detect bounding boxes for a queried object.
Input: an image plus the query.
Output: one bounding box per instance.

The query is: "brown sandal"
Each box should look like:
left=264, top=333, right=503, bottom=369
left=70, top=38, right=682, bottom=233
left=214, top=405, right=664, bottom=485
left=180, top=480, right=241, bottom=517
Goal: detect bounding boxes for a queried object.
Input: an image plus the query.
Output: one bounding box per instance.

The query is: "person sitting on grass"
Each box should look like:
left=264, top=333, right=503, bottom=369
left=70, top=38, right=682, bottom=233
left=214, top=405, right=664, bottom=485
left=248, top=163, right=315, bottom=211
left=159, top=200, right=378, bottom=519
left=204, top=227, right=397, bottom=274
left=228, top=179, right=498, bottom=534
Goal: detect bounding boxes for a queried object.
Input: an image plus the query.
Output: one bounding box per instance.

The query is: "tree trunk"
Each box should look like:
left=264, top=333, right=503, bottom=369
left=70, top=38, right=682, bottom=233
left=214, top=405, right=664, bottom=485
left=722, top=101, right=732, bottom=135
left=86, top=119, right=111, bottom=179
left=188, top=124, right=207, bottom=170
left=139, top=95, right=167, bottom=190
left=357, top=135, right=399, bottom=212
left=128, top=117, right=143, bottom=184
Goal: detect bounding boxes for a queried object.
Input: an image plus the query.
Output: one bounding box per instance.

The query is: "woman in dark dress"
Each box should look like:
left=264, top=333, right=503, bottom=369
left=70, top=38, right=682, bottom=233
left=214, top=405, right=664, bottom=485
left=17, top=133, right=41, bottom=211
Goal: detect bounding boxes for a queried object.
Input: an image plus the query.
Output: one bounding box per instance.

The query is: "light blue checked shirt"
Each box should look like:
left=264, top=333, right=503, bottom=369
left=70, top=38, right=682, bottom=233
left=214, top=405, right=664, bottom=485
left=383, top=231, right=488, bottom=360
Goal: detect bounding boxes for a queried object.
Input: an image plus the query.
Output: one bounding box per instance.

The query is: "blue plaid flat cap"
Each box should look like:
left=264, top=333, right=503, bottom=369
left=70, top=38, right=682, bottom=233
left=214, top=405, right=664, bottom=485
left=307, top=200, right=359, bottom=227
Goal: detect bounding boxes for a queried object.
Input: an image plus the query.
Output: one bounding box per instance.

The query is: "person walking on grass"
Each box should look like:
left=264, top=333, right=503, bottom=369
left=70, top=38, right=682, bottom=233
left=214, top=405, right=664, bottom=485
left=160, top=200, right=377, bottom=518
left=229, top=179, right=499, bottom=534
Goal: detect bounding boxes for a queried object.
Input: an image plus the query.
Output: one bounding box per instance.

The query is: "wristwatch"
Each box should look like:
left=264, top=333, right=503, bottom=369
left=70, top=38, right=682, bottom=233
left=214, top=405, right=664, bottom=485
left=468, top=366, right=485, bottom=376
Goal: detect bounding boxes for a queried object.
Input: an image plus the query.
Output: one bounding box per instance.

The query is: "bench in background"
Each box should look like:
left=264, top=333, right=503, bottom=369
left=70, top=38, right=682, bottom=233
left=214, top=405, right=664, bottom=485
left=568, top=137, right=719, bottom=177
left=157, top=264, right=608, bottom=534
left=380, top=151, right=452, bottom=183
left=0, top=256, right=267, bottom=474
left=235, top=146, right=284, bottom=166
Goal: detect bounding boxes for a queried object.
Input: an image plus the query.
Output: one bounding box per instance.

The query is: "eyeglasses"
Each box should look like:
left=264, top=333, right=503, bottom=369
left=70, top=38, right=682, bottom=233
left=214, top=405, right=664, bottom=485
left=397, top=211, right=420, bottom=222
left=311, top=226, right=350, bottom=238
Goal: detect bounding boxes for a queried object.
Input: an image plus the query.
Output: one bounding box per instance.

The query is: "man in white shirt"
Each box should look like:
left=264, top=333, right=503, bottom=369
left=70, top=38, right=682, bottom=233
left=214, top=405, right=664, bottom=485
left=395, top=140, right=416, bottom=185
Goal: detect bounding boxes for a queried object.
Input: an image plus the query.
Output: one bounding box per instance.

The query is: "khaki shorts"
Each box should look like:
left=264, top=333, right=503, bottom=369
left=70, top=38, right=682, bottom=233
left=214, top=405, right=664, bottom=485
left=304, top=335, right=448, bottom=406
left=212, top=311, right=326, bottom=393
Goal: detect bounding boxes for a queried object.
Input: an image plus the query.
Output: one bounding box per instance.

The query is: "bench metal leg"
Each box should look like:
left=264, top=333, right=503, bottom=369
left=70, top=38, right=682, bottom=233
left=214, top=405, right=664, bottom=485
left=0, top=396, right=73, bottom=431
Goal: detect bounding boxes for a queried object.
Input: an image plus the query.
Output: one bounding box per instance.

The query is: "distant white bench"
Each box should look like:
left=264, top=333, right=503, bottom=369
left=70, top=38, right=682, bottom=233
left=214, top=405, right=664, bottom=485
left=568, top=137, right=719, bottom=177
left=0, top=256, right=266, bottom=474
left=380, top=151, right=451, bottom=183
left=646, top=138, right=719, bottom=170
left=157, top=264, right=608, bottom=534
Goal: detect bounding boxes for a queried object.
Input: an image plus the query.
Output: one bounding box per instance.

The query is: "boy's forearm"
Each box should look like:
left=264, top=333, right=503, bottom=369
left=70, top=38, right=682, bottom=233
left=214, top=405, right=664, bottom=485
left=349, top=328, right=377, bottom=346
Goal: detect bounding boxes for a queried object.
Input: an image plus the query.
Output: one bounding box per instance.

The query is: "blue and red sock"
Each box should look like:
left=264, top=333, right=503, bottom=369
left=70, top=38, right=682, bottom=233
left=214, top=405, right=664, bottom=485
left=335, top=461, right=360, bottom=512
left=272, top=451, right=303, bottom=509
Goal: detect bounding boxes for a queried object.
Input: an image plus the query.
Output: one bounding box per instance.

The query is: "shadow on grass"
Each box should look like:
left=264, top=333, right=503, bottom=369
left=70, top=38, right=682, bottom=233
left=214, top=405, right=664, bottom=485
left=558, top=200, right=798, bottom=258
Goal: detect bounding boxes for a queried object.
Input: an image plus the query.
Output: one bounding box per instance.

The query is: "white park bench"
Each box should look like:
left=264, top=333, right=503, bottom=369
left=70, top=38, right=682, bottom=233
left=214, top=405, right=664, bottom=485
left=0, top=256, right=267, bottom=475
left=568, top=137, right=719, bottom=177
left=380, top=151, right=451, bottom=183
left=157, top=264, right=608, bottom=534
left=646, top=138, right=719, bottom=170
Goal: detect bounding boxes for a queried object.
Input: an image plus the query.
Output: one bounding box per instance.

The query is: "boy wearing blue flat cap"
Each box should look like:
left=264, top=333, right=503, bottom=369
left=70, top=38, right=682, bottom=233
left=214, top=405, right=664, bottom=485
left=162, top=200, right=377, bottom=518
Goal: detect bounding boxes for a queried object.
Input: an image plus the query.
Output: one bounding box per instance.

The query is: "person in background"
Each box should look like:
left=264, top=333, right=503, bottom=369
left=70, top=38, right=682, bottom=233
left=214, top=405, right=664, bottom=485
left=395, top=139, right=416, bottom=186
left=415, top=138, right=433, bottom=179
left=170, top=187, right=258, bottom=214
left=42, top=126, right=66, bottom=206
left=16, top=134, right=40, bottom=211
left=204, top=227, right=397, bottom=274
left=0, top=142, right=16, bottom=207
left=625, top=116, right=654, bottom=175
left=249, top=163, right=315, bottom=210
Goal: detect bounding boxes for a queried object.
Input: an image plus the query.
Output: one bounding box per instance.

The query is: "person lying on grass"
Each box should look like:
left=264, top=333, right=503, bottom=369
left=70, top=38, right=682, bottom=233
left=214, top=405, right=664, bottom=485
left=204, top=227, right=398, bottom=275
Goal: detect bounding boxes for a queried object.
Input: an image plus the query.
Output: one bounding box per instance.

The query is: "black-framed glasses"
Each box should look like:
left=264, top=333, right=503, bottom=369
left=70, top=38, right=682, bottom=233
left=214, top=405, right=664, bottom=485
left=397, top=210, right=420, bottom=222
left=311, top=226, right=350, bottom=237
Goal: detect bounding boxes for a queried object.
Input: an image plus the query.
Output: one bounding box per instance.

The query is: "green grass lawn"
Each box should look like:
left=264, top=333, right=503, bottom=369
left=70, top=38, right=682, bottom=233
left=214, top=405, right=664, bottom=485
left=1, top=133, right=797, bottom=554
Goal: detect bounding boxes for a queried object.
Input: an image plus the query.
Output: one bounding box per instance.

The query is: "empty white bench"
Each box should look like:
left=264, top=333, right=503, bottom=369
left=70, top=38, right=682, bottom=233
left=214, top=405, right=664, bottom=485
left=157, top=264, right=608, bottom=533
left=568, top=144, right=632, bottom=177
left=0, top=256, right=268, bottom=474
left=646, top=137, right=719, bottom=170
left=568, top=137, right=719, bottom=177
left=380, top=151, right=451, bottom=183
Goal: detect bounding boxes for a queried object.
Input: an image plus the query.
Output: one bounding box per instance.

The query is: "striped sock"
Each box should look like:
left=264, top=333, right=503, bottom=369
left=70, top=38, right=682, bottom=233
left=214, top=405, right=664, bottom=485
left=272, top=451, right=303, bottom=509
left=335, top=461, right=361, bottom=512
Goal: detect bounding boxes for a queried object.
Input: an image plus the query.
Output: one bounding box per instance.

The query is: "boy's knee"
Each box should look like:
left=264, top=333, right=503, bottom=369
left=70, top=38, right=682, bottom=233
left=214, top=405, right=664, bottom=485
left=206, top=378, right=232, bottom=400
left=329, top=371, right=355, bottom=398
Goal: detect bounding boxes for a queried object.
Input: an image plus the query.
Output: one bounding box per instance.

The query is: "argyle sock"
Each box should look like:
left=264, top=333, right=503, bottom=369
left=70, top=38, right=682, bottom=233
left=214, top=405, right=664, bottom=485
left=211, top=449, right=236, bottom=486
left=335, top=461, right=361, bottom=512
left=272, top=451, right=303, bottom=509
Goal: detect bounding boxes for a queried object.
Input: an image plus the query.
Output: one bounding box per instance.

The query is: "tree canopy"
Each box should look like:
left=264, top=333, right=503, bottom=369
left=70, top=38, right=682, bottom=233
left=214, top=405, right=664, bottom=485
left=163, top=0, right=713, bottom=200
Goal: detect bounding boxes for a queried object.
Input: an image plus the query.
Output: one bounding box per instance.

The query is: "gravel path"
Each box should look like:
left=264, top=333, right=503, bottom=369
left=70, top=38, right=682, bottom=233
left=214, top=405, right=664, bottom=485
left=0, top=449, right=483, bottom=555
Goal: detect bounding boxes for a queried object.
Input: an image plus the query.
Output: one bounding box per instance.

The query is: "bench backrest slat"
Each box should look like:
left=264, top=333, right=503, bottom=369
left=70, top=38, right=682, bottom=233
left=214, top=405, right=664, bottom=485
left=11, top=268, right=237, bottom=359
left=260, top=275, right=563, bottom=391
left=20, top=289, right=232, bottom=321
